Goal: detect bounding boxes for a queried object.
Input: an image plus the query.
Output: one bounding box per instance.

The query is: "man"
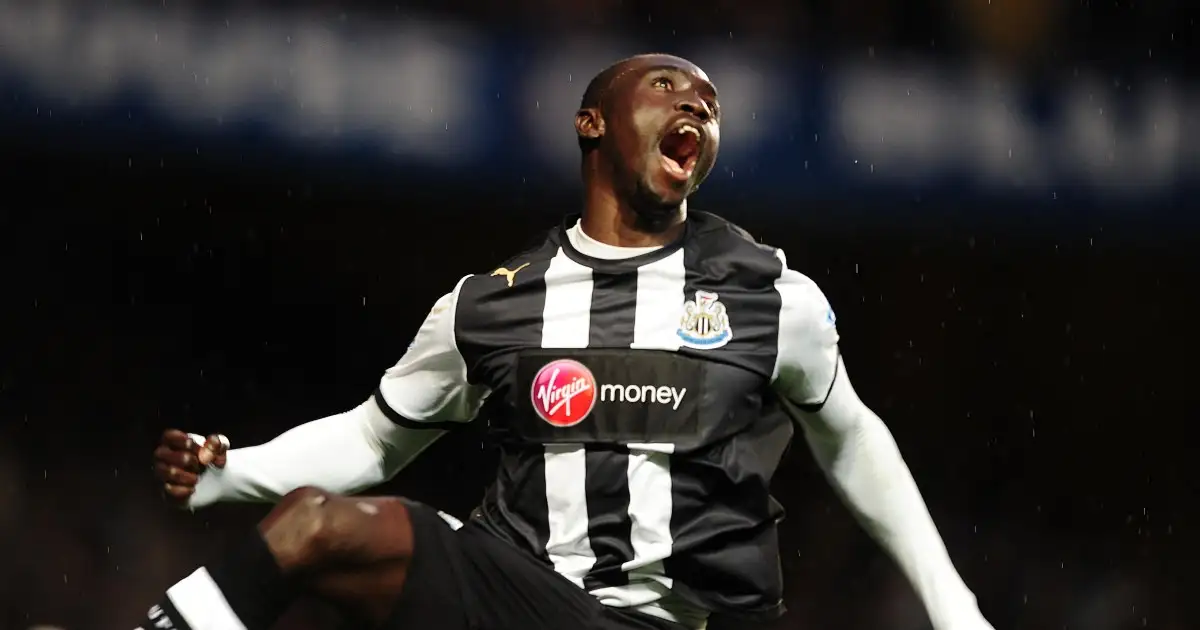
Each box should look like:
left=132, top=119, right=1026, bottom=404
left=140, top=54, right=995, bottom=630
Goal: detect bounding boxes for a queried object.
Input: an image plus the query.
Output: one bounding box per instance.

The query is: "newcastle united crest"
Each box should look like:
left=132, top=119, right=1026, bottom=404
left=677, top=290, right=733, bottom=349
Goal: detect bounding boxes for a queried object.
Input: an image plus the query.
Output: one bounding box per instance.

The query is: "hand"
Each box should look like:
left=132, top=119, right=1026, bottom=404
left=153, top=429, right=230, bottom=507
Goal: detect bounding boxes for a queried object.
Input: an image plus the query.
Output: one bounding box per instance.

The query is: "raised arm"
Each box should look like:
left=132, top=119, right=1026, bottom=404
left=154, top=276, right=490, bottom=508
left=770, top=252, right=991, bottom=630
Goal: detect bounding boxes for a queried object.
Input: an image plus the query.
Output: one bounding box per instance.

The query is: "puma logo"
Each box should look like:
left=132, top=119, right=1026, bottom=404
left=491, top=262, right=530, bottom=287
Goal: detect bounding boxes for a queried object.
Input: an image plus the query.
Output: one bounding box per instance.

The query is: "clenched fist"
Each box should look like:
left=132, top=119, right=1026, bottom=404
left=153, top=429, right=229, bottom=507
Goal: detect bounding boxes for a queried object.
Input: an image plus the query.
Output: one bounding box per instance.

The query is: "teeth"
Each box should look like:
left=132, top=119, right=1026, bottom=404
left=676, top=124, right=700, bottom=138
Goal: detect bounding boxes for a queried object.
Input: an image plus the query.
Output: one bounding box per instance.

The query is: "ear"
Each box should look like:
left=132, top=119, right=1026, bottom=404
left=575, top=107, right=604, bottom=141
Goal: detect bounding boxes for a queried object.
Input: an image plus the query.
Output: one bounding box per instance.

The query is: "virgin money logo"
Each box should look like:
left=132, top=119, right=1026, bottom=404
left=531, top=359, right=597, bottom=427
left=530, top=359, right=690, bottom=427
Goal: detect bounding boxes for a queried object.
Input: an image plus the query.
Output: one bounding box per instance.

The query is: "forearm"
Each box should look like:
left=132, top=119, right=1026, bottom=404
left=190, top=399, right=443, bottom=508
left=799, top=379, right=978, bottom=626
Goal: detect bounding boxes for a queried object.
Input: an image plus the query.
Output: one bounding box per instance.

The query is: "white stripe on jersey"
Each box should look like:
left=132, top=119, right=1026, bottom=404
left=541, top=248, right=596, bottom=587
left=623, top=442, right=675, bottom=584
left=543, top=444, right=595, bottom=587
left=631, top=248, right=687, bottom=351
left=541, top=248, right=594, bottom=349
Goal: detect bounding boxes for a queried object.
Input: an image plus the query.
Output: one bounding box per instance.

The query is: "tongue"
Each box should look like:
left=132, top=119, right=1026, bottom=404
left=661, top=132, right=698, bottom=166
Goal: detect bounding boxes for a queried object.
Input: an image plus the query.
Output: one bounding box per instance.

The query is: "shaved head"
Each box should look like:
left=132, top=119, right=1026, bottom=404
left=578, top=54, right=704, bottom=152
left=579, top=55, right=654, bottom=110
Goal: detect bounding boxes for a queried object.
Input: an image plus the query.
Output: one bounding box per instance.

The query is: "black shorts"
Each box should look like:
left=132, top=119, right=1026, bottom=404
left=388, top=500, right=688, bottom=630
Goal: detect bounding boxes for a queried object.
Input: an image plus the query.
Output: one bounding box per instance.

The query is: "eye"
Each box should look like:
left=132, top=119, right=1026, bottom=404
left=651, top=76, right=673, bottom=90
left=705, top=100, right=720, bottom=116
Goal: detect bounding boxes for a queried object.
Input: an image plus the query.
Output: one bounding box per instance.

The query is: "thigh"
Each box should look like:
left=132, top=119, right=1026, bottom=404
left=389, top=502, right=606, bottom=630
left=380, top=500, right=473, bottom=630
left=454, top=523, right=609, bottom=630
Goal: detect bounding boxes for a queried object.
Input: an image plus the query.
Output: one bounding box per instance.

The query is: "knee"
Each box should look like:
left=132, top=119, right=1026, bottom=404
left=258, top=487, right=414, bottom=573
left=258, top=487, right=341, bottom=571
left=273, top=485, right=329, bottom=515
left=267, top=485, right=333, bottom=530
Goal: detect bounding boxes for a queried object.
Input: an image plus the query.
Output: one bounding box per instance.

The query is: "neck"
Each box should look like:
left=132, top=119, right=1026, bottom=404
left=580, top=172, right=686, bottom=248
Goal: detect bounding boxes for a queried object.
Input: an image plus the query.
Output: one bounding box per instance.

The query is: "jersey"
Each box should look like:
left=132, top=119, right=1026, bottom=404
left=372, top=212, right=840, bottom=625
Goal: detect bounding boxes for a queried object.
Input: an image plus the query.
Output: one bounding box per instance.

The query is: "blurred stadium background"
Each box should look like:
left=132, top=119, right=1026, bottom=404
left=0, top=1, right=1194, bottom=628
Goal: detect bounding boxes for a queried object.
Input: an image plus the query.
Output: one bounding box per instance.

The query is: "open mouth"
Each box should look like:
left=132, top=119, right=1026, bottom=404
left=658, top=123, right=701, bottom=180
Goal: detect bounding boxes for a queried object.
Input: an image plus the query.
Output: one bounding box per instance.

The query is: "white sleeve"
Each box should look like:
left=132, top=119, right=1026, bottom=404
left=770, top=251, right=840, bottom=406
left=771, top=251, right=987, bottom=629
left=787, top=363, right=986, bottom=629
left=189, top=277, right=488, bottom=508
left=373, top=275, right=490, bottom=428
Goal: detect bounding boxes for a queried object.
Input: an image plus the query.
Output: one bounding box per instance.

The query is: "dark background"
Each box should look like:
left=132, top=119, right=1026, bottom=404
left=0, top=1, right=1196, bottom=629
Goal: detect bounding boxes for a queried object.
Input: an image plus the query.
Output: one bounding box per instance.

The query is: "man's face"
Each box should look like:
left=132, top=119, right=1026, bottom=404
left=590, top=56, right=721, bottom=213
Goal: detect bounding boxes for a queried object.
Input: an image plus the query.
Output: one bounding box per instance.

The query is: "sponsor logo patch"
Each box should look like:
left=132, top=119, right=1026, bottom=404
left=530, top=358, right=688, bottom=428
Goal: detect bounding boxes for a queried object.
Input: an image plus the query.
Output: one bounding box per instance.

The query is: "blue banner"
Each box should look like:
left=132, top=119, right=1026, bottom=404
left=1, top=3, right=1195, bottom=203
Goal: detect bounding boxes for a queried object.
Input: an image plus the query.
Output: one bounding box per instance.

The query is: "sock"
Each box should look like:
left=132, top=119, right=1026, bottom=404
left=134, top=532, right=295, bottom=630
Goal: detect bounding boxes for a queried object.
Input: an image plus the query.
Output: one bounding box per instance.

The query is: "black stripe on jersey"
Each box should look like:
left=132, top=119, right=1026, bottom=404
left=453, top=237, right=560, bottom=564
left=663, top=213, right=788, bottom=585
left=587, top=271, right=638, bottom=347
left=582, top=446, right=635, bottom=589
left=681, top=214, right=785, bottom=377
left=522, top=455, right=553, bottom=565
left=455, top=237, right=560, bottom=384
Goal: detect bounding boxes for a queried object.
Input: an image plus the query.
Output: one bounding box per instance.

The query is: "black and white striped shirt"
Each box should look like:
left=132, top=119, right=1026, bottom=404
left=374, top=212, right=840, bottom=625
